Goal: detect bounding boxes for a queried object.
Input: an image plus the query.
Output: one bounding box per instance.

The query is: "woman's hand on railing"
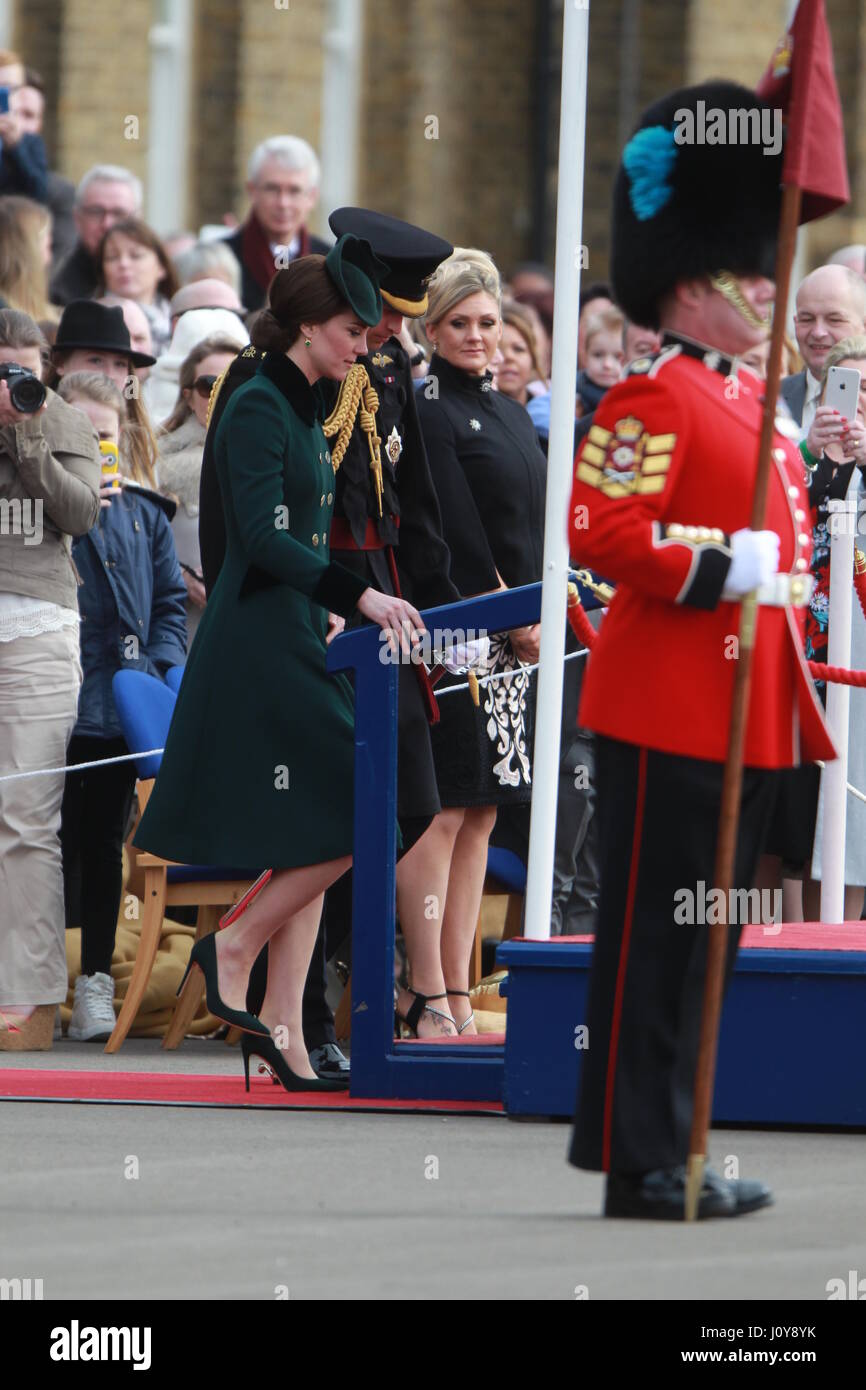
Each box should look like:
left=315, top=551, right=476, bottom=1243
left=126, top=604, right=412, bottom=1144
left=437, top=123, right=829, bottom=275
left=509, top=623, right=541, bottom=664
left=356, top=588, right=426, bottom=660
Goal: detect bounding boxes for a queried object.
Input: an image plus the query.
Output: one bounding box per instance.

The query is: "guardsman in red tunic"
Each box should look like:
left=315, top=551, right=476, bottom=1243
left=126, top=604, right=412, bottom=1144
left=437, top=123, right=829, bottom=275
left=567, top=81, right=835, bottom=1220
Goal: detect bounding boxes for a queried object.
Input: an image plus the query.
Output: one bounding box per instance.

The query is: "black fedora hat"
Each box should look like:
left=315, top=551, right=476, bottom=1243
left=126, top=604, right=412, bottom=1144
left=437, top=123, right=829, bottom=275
left=52, top=300, right=157, bottom=368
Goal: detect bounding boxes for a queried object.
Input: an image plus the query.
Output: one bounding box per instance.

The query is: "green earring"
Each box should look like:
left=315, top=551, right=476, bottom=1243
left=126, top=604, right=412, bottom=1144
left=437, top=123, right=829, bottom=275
left=304, top=337, right=312, bottom=347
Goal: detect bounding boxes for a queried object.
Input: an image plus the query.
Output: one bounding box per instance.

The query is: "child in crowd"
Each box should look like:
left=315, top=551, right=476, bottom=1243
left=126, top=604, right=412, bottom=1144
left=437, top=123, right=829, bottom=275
left=576, top=306, right=625, bottom=417
left=56, top=373, right=187, bottom=1041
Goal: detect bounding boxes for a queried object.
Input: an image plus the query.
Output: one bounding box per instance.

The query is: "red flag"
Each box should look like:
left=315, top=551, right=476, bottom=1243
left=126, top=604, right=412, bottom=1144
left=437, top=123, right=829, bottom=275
left=756, top=0, right=849, bottom=221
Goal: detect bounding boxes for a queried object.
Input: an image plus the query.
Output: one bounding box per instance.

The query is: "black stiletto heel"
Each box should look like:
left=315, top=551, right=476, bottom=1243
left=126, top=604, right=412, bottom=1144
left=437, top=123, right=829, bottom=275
left=179, top=934, right=270, bottom=1038
left=240, top=1033, right=349, bottom=1093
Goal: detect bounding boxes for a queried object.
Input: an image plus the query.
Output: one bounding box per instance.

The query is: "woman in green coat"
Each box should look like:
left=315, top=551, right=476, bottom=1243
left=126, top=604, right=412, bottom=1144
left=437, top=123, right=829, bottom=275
left=135, top=236, right=425, bottom=1090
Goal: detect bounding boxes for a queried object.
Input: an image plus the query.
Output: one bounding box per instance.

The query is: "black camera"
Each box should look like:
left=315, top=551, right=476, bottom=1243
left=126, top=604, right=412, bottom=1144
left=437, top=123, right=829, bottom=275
left=0, top=362, right=46, bottom=414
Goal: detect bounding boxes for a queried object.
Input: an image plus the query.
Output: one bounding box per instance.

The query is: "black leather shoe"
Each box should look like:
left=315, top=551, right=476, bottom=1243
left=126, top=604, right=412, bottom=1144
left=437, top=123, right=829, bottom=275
left=308, top=1042, right=350, bottom=1083
left=604, top=1166, right=737, bottom=1220
left=702, top=1166, right=774, bottom=1215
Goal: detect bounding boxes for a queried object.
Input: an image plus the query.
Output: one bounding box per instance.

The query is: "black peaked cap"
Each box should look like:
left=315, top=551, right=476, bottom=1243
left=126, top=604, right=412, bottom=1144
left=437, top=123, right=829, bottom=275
left=328, top=207, right=453, bottom=315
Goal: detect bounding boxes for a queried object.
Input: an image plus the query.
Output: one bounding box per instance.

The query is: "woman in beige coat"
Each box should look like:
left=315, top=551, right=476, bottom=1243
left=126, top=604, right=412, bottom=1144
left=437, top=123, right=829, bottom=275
left=0, top=309, right=101, bottom=1049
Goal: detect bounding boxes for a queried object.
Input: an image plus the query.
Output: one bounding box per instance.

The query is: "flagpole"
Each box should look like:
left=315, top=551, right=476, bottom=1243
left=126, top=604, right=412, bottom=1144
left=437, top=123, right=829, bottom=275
left=684, top=181, right=803, bottom=1222
left=523, top=0, right=589, bottom=940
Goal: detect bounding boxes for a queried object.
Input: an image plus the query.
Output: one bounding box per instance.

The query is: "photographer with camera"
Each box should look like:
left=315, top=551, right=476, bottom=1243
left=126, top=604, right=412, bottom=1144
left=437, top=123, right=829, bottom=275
left=0, top=308, right=101, bottom=1051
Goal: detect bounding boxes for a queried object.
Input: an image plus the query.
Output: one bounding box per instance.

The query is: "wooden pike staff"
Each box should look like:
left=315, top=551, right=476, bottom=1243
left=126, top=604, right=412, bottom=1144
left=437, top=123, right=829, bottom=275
left=684, top=182, right=802, bottom=1221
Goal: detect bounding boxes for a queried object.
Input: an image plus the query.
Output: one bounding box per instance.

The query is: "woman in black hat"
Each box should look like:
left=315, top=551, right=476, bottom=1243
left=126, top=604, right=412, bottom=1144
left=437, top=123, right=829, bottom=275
left=134, top=237, right=426, bottom=1092
left=47, top=300, right=159, bottom=488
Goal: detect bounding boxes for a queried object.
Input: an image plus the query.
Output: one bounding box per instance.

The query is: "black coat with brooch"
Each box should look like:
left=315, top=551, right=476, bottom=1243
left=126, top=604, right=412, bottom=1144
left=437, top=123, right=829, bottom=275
left=416, top=353, right=547, bottom=595
left=416, top=353, right=548, bottom=807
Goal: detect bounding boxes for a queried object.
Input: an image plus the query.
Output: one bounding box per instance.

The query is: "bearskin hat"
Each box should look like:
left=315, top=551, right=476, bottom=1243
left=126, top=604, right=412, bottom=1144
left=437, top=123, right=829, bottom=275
left=611, top=81, right=783, bottom=329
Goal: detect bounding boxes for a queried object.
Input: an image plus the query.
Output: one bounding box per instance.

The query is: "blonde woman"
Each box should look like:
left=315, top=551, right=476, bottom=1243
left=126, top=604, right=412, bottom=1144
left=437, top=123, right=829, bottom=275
left=417, top=249, right=547, bottom=1033
left=0, top=196, right=55, bottom=322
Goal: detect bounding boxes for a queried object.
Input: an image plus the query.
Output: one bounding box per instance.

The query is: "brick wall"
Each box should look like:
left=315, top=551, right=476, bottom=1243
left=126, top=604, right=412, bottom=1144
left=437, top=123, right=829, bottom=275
left=52, top=0, right=150, bottom=190
left=8, top=0, right=866, bottom=275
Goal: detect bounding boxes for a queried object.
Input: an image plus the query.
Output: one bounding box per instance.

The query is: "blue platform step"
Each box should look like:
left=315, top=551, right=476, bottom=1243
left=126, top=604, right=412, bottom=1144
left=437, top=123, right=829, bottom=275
left=497, top=923, right=866, bottom=1126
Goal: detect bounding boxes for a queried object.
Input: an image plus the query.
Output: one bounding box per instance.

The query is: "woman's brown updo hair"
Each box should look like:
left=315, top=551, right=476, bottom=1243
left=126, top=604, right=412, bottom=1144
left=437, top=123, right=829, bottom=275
left=251, top=255, right=347, bottom=353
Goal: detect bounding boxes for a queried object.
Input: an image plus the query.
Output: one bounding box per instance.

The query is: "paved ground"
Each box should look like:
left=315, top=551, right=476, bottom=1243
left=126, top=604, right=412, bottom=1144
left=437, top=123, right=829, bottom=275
left=1, top=1041, right=864, bottom=1300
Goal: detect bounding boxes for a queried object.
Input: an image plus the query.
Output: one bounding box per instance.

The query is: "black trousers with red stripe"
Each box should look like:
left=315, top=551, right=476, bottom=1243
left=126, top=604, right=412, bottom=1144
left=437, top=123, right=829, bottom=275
left=569, top=735, right=780, bottom=1175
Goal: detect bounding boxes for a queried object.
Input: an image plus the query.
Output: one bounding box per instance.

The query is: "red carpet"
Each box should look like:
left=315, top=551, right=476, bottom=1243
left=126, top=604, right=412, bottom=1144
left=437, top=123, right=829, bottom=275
left=0, top=1068, right=505, bottom=1114
left=552, top=923, right=866, bottom=950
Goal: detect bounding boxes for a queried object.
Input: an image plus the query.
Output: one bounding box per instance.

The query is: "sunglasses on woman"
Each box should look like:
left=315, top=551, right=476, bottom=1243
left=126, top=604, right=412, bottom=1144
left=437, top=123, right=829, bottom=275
left=191, top=374, right=219, bottom=398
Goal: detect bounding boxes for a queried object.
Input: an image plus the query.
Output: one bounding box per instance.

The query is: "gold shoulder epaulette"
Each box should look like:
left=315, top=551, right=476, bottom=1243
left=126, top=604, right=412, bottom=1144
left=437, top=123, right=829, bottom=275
left=323, top=363, right=384, bottom=513
left=205, top=368, right=229, bottom=429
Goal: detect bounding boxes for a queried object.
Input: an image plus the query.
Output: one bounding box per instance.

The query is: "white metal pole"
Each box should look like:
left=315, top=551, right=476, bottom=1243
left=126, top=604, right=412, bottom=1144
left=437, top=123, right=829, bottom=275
left=523, top=0, right=589, bottom=939
left=319, top=0, right=362, bottom=227
left=820, top=477, right=856, bottom=922
left=147, top=0, right=193, bottom=234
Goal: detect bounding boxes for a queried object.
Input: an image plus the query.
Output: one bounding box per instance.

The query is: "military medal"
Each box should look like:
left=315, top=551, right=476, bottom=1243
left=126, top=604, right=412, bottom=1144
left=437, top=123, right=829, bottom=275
left=469, top=418, right=481, bottom=431
left=385, top=425, right=403, bottom=464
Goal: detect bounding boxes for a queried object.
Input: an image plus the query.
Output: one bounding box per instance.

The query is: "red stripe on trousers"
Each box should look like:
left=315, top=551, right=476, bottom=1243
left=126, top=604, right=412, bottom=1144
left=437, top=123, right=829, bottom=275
left=602, top=746, right=648, bottom=1173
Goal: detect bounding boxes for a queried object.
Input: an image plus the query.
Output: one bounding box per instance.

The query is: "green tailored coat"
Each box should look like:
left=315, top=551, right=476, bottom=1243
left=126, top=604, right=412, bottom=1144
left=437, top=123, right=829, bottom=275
left=134, top=351, right=368, bottom=870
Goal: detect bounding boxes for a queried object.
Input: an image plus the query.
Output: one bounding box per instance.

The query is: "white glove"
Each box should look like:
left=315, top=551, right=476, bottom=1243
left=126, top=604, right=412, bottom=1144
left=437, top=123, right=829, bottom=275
left=721, top=528, right=781, bottom=599
left=437, top=636, right=491, bottom=673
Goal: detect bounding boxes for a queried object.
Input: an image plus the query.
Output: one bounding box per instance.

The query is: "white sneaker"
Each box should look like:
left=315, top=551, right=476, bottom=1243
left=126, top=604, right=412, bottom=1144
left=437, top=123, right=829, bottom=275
left=67, top=972, right=116, bottom=1041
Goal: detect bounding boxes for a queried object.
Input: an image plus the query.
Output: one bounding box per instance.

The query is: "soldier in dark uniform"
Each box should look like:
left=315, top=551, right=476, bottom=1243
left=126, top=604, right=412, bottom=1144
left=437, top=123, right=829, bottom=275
left=567, top=82, right=835, bottom=1219
left=198, top=209, right=461, bottom=1072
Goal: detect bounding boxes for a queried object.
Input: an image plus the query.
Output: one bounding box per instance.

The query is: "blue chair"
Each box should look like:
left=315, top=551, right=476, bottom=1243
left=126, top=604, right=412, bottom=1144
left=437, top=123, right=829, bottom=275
left=164, top=664, right=185, bottom=694
left=106, top=670, right=261, bottom=1053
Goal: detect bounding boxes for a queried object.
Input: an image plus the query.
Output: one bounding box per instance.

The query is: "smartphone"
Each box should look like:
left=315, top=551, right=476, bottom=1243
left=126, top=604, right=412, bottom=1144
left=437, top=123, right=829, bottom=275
left=0, top=88, right=8, bottom=116
left=99, top=440, right=120, bottom=476
left=824, top=365, right=861, bottom=423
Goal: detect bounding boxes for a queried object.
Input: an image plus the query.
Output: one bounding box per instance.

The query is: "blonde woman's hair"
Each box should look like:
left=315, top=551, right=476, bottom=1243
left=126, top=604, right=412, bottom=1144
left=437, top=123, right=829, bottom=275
left=160, top=333, right=242, bottom=433
left=424, top=246, right=502, bottom=329
left=56, top=371, right=159, bottom=488
left=0, top=198, right=54, bottom=322
left=820, top=336, right=866, bottom=387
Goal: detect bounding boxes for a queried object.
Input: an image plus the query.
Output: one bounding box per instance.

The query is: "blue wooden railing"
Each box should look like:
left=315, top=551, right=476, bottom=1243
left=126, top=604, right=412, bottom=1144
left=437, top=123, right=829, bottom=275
left=327, top=578, right=601, bottom=1100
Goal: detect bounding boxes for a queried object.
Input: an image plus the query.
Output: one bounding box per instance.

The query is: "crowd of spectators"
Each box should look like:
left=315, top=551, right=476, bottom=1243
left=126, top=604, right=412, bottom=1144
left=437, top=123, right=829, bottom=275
left=1, top=34, right=864, bottom=1051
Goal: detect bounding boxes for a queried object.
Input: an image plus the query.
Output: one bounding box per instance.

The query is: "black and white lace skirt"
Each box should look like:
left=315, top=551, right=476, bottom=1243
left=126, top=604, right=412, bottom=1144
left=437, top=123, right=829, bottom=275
left=430, top=631, right=534, bottom=807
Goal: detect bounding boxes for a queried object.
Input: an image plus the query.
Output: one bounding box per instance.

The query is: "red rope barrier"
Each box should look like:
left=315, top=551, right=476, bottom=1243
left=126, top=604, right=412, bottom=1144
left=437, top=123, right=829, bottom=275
left=806, top=661, right=866, bottom=687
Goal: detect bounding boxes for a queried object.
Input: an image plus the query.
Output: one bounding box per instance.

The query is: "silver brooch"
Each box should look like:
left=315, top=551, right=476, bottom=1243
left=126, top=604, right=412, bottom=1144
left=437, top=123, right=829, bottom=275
left=385, top=425, right=403, bottom=464
left=469, top=418, right=481, bottom=431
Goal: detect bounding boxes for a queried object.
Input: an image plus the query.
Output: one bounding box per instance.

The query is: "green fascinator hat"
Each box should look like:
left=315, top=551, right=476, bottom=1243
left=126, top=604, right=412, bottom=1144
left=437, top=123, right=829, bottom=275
left=324, top=233, right=389, bottom=326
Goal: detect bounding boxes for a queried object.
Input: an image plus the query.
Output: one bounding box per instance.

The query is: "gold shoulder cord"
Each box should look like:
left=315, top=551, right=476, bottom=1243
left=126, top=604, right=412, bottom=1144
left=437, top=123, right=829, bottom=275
left=205, top=368, right=229, bottom=429
left=323, top=363, right=384, bottom=515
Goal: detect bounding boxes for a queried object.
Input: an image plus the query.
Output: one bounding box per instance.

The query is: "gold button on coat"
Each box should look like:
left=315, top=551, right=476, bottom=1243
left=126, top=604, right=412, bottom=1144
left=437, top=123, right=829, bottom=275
left=312, top=534, right=319, bottom=547
left=327, top=492, right=333, bottom=504
left=773, top=447, right=786, bottom=462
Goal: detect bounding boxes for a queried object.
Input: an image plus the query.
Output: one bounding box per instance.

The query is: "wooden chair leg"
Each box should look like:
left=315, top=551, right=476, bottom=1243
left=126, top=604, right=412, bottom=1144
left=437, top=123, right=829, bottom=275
left=470, top=910, right=484, bottom=988
left=104, top=868, right=166, bottom=1053
left=162, top=904, right=222, bottom=1050
left=503, top=893, right=524, bottom=941
left=333, top=974, right=352, bottom=1040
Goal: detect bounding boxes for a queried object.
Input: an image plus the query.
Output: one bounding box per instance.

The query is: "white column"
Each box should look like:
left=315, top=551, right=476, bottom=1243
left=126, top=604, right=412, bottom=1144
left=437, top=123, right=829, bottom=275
left=523, top=0, right=590, bottom=939
left=820, top=474, right=857, bottom=922
left=147, top=0, right=193, bottom=234
left=319, top=0, right=363, bottom=222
